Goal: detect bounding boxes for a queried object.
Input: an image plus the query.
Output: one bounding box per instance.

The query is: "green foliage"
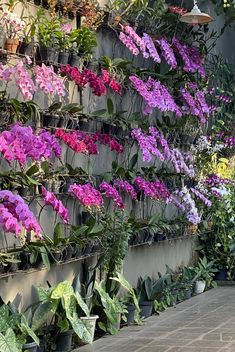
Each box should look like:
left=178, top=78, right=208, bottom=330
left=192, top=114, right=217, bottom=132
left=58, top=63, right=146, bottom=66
left=38, top=14, right=61, bottom=47
left=31, top=281, right=93, bottom=344
left=137, top=274, right=170, bottom=302
left=0, top=303, right=39, bottom=351
left=191, top=257, right=218, bottom=288
left=111, top=273, right=141, bottom=323
left=70, top=28, right=97, bottom=58
left=93, top=281, right=126, bottom=335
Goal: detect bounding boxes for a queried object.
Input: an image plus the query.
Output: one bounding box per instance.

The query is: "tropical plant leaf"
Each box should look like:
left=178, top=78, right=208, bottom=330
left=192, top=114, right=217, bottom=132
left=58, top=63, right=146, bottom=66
left=0, top=328, right=20, bottom=352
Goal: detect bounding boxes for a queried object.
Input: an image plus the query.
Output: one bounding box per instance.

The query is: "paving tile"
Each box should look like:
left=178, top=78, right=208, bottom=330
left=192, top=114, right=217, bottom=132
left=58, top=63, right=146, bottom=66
left=74, top=288, right=235, bottom=352
left=148, top=339, right=191, bottom=347
left=167, top=348, right=221, bottom=352
left=187, top=339, right=229, bottom=348
left=137, top=347, right=170, bottom=352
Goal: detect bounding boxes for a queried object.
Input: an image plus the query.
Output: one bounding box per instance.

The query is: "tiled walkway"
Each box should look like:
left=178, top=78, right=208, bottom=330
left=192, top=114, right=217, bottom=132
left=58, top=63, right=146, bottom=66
left=76, top=287, right=235, bottom=352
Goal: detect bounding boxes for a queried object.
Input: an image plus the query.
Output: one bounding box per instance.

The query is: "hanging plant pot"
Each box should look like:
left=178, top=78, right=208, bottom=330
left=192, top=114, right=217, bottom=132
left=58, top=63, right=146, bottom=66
left=18, top=40, right=34, bottom=56
left=22, top=341, right=38, bottom=352
left=124, top=305, right=136, bottom=325
left=62, top=244, right=74, bottom=261
left=39, top=45, right=58, bottom=64
left=58, top=51, right=70, bottom=65
left=50, top=251, right=63, bottom=264
left=69, top=53, right=81, bottom=67
left=194, top=280, right=206, bottom=294
left=55, top=330, right=73, bottom=352
left=20, top=251, right=31, bottom=271
left=139, top=301, right=153, bottom=319
left=4, top=38, right=19, bottom=53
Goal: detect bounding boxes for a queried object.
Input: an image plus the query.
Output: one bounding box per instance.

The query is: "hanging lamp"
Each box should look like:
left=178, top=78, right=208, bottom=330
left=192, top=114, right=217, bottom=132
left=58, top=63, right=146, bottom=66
left=179, top=0, right=213, bottom=24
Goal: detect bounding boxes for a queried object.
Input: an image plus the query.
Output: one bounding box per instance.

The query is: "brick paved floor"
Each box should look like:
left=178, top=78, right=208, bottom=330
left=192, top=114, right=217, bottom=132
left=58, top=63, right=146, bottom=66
left=75, top=287, right=235, bottom=352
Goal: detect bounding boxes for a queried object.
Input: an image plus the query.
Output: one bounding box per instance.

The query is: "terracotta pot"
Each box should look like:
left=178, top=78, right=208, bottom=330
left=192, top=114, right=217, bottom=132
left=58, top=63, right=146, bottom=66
left=4, top=38, right=19, bottom=53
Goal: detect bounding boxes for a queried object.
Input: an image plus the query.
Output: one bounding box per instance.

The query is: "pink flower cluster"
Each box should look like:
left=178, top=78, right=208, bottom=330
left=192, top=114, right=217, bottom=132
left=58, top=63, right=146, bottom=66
left=99, top=181, right=124, bottom=209
left=0, top=61, right=35, bottom=100
left=55, top=129, right=88, bottom=154
left=131, top=127, right=195, bottom=177
left=69, top=183, right=103, bottom=208
left=190, top=188, right=212, bottom=207
left=55, top=129, right=124, bottom=155
left=134, top=177, right=170, bottom=200
left=180, top=85, right=210, bottom=123
left=0, top=124, right=61, bottom=166
left=41, top=186, right=70, bottom=223
left=113, top=180, right=137, bottom=200
left=173, top=38, right=205, bottom=78
left=60, top=65, right=122, bottom=96
left=129, top=75, right=182, bottom=116
left=119, top=26, right=205, bottom=76
left=15, top=61, right=36, bottom=100
left=0, top=191, right=41, bottom=237
left=156, top=37, right=177, bottom=69
left=2, top=10, right=25, bottom=36
left=93, top=132, right=124, bottom=154
left=34, top=64, right=65, bottom=97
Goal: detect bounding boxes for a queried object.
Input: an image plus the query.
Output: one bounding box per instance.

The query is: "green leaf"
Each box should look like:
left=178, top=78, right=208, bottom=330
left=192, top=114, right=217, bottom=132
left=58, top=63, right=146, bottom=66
left=129, top=153, right=138, bottom=170
left=53, top=223, right=63, bottom=246
left=20, top=315, right=39, bottom=345
left=40, top=247, right=50, bottom=270
left=26, top=164, right=38, bottom=177
left=31, top=302, right=52, bottom=332
left=88, top=223, right=104, bottom=235
left=0, top=328, right=20, bottom=352
left=107, top=98, right=114, bottom=115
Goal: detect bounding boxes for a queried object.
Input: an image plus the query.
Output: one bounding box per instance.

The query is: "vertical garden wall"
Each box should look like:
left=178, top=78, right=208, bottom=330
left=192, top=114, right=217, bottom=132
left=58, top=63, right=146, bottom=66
left=0, top=0, right=234, bottom=350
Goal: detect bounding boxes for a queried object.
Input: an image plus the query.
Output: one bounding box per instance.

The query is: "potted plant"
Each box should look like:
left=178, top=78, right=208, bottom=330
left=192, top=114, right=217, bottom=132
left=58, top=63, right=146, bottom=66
left=111, top=273, right=141, bottom=326
left=73, top=268, right=99, bottom=345
left=2, top=10, right=25, bottom=53
left=137, top=274, right=170, bottom=319
left=93, top=280, right=126, bottom=335
left=0, top=302, right=39, bottom=351
left=192, top=257, right=218, bottom=294
left=69, top=27, right=97, bottom=66
left=38, top=14, right=61, bottom=64
left=18, top=10, right=43, bottom=55
left=58, top=22, right=73, bottom=65
left=31, top=281, right=93, bottom=351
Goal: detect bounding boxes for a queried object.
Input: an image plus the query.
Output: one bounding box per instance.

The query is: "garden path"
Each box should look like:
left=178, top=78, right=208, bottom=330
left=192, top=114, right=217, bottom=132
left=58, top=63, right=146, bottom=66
left=75, top=287, right=235, bottom=352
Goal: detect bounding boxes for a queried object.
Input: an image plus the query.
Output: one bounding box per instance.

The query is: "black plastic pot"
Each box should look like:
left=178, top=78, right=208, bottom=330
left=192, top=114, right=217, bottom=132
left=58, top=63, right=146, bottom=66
left=82, top=242, right=93, bottom=256
left=125, top=305, right=136, bottom=325
left=69, top=53, right=81, bottom=67
left=22, top=341, right=38, bottom=352
left=74, top=245, right=82, bottom=259
left=154, top=233, right=166, bottom=242
left=39, top=45, right=58, bottom=64
left=139, top=301, right=153, bottom=319
left=4, top=261, right=18, bottom=273
left=33, top=254, right=44, bottom=270
left=58, top=51, right=70, bottom=65
left=184, top=288, right=192, bottom=300
left=62, top=245, right=74, bottom=261
left=18, top=40, right=34, bottom=56
left=55, top=330, right=73, bottom=352
left=41, top=113, right=60, bottom=128
left=214, top=268, right=228, bottom=281
left=172, top=288, right=178, bottom=305
left=50, top=251, right=63, bottom=264
left=20, top=251, right=31, bottom=271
